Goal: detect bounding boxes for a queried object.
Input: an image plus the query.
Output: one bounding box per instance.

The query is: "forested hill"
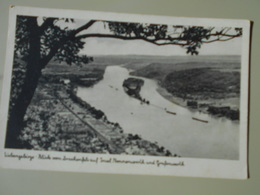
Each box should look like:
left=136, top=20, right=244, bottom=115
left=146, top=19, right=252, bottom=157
left=91, top=55, right=240, bottom=68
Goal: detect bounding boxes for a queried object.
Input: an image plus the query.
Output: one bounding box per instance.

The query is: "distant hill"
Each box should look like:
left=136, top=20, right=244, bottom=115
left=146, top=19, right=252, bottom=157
left=91, top=55, right=240, bottom=68
left=163, top=68, right=240, bottom=99
left=127, top=55, right=241, bottom=104
left=130, top=55, right=240, bottom=81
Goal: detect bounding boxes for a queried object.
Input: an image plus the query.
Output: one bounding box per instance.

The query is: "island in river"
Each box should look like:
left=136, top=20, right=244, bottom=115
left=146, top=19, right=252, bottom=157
left=16, top=55, right=240, bottom=160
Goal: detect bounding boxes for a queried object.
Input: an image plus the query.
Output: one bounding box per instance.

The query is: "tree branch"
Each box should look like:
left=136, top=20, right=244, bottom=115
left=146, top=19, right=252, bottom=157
left=76, top=33, right=188, bottom=46
left=75, top=32, right=241, bottom=47
left=72, top=20, right=97, bottom=36
left=207, top=33, right=241, bottom=38
left=202, top=36, right=238, bottom=44
left=40, top=20, right=97, bottom=67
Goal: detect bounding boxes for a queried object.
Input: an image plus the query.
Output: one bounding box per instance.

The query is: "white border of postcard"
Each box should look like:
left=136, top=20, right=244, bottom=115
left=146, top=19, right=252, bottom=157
left=0, top=6, right=250, bottom=179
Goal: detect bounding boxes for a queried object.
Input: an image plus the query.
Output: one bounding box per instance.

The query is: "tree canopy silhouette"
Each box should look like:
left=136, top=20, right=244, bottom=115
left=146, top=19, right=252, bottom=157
left=5, top=15, right=242, bottom=148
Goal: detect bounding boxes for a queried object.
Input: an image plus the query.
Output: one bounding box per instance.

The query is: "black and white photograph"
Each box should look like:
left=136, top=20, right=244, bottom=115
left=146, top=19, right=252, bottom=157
left=0, top=6, right=250, bottom=179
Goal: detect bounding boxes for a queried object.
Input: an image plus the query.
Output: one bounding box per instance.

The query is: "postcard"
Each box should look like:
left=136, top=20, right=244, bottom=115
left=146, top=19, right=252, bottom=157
left=0, top=6, right=250, bottom=179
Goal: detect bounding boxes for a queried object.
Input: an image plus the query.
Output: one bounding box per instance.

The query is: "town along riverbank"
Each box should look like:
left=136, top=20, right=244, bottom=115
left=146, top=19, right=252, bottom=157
left=19, top=64, right=176, bottom=157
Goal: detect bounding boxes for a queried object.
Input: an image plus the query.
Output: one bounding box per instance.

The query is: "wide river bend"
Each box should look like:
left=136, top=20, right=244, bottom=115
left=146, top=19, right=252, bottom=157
left=77, top=65, right=239, bottom=160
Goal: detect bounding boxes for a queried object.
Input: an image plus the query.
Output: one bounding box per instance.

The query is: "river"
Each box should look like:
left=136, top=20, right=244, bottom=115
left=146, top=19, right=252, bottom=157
left=77, top=65, right=239, bottom=160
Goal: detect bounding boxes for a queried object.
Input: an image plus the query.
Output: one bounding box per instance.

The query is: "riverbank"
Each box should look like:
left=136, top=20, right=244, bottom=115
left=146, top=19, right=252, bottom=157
left=156, top=85, right=240, bottom=120
left=130, top=64, right=240, bottom=120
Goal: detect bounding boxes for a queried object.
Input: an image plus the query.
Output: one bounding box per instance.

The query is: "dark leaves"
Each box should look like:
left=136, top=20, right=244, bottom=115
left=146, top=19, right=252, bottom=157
left=15, top=15, right=93, bottom=67
left=181, top=26, right=212, bottom=54
left=108, top=21, right=234, bottom=54
left=53, top=38, right=93, bottom=66
left=235, top=28, right=243, bottom=36
left=108, top=22, right=168, bottom=39
left=15, top=16, right=31, bottom=58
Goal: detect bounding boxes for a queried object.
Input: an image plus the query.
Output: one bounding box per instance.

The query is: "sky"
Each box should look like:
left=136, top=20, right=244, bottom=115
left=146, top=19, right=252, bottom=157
left=53, top=18, right=242, bottom=56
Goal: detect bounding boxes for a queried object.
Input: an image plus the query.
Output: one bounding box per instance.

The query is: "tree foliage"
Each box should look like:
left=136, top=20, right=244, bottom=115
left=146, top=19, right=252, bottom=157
left=106, top=22, right=242, bottom=55
left=14, top=16, right=243, bottom=69
left=15, top=16, right=92, bottom=66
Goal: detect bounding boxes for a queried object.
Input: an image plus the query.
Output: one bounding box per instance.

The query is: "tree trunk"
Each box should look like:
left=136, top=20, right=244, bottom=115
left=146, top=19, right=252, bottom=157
left=5, top=18, right=43, bottom=148
left=5, top=63, right=42, bottom=148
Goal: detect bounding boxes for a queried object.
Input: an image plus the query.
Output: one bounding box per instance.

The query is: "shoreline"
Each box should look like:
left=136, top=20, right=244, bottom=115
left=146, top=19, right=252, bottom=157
left=156, top=86, right=187, bottom=108
left=68, top=83, right=178, bottom=156
left=156, top=84, right=240, bottom=121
